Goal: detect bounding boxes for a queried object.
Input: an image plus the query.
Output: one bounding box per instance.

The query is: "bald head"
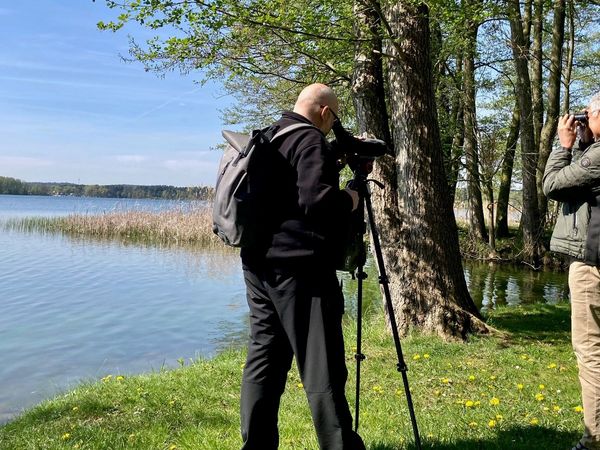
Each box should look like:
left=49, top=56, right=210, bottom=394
left=293, top=83, right=339, bottom=135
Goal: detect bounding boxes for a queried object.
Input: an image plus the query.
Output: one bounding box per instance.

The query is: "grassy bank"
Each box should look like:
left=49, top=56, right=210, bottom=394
left=3, top=208, right=228, bottom=249
left=0, top=303, right=583, bottom=449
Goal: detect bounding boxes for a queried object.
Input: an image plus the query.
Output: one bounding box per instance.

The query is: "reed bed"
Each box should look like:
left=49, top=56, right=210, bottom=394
left=4, top=206, right=230, bottom=249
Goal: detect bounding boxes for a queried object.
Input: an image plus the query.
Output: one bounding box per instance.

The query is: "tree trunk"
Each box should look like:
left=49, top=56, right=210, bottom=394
left=462, top=6, right=487, bottom=242
left=537, top=0, right=565, bottom=228
left=449, top=94, right=464, bottom=205
left=561, top=0, right=575, bottom=114
left=530, top=0, right=544, bottom=151
left=380, top=2, right=487, bottom=338
left=495, top=101, right=520, bottom=238
left=484, top=180, right=496, bottom=252
left=508, top=0, right=541, bottom=265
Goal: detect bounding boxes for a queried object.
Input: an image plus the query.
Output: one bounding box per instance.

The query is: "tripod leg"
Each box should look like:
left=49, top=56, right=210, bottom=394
left=354, top=266, right=367, bottom=432
left=363, top=189, right=422, bottom=450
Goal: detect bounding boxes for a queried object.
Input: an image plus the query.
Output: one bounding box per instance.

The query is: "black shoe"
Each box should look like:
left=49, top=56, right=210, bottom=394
left=572, top=443, right=589, bottom=450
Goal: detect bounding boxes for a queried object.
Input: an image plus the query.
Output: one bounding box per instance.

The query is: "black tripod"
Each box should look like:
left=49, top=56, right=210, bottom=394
left=347, top=159, right=422, bottom=450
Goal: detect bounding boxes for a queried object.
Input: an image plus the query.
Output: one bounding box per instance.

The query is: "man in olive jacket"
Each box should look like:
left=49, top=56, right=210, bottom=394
left=543, top=92, right=600, bottom=450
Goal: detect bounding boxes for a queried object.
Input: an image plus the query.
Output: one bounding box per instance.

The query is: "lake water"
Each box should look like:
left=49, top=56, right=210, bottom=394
left=0, top=195, right=570, bottom=424
left=0, top=195, right=246, bottom=424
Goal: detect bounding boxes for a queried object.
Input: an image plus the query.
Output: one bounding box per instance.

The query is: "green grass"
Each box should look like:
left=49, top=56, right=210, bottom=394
left=0, top=303, right=582, bottom=449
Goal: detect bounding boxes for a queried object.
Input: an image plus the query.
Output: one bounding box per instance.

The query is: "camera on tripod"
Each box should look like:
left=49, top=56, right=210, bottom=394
left=331, top=119, right=393, bottom=174
left=329, top=118, right=422, bottom=449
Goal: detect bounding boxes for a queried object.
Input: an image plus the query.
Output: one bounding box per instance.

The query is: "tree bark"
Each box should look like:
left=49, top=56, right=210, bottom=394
left=462, top=2, right=488, bottom=242
left=508, top=0, right=541, bottom=265
left=537, top=0, right=566, bottom=227
left=495, top=101, right=520, bottom=238
left=561, top=0, right=575, bottom=114
left=530, top=0, right=544, bottom=151
left=378, top=2, right=487, bottom=338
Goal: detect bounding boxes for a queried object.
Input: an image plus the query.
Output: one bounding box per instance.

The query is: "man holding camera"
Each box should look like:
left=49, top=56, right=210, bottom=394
left=543, top=93, right=600, bottom=450
left=239, top=83, right=365, bottom=450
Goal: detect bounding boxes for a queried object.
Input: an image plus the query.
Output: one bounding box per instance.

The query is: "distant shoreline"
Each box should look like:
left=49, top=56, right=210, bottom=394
left=0, top=176, right=214, bottom=201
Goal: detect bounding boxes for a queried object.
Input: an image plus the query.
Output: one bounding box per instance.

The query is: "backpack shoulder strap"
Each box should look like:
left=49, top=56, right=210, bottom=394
left=271, top=123, right=317, bottom=142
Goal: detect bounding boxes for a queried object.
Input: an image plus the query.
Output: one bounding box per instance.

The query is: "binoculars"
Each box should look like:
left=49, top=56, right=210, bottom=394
left=573, top=112, right=588, bottom=125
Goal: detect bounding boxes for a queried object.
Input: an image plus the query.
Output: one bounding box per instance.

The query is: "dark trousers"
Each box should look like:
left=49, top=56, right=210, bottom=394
left=240, top=261, right=365, bottom=450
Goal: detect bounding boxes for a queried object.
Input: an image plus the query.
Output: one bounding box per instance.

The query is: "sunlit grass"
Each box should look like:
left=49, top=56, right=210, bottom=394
left=3, top=206, right=230, bottom=249
left=0, top=303, right=582, bottom=449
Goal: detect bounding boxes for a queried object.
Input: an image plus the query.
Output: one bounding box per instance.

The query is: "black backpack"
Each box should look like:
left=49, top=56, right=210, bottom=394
left=212, top=123, right=314, bottom=247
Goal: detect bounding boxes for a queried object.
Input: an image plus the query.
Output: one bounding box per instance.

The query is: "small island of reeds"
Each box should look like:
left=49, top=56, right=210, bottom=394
left=3, top=207, right=229, bottom=249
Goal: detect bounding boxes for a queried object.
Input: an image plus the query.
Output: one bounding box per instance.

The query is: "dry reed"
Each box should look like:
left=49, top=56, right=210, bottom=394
left=4, top=206, right=231, bottom=249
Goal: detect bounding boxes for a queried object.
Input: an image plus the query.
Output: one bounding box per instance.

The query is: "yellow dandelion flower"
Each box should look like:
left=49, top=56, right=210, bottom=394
left=539, top=384, right=545, bottom=390
left=61, top=433, right=71, bottom=440
left=474, top=401, right=481, bottom=406
left=441, top=378, right=450, bottom=384
left=413, top=354, right=421, bottom=360
left=465, top=400, right=475, bottom=408
left=489, top=397, right=500, bottom=406
left=535, top=393, right=545, bottom=401
left=495, top=414, right=503, bottom=420
left=423, top=354, right=430, bottom=359
left=547, top=363, right=557, bottom=369
left=517, top=383, right=524, bottom=390
left=373, top=385, right=383, bottom=393
left=488, top=420, right=497, bottom=428
left=530, top=418, right=539, bottom=425
left=297, top=383, right=304, bottom=388
left=116, top=375, right=125, bottom=381
left=553, top=405, right=561, bottom=412
left=169, top=445, right=177, bottom=450
left=468, top=375, right=476, bottom=381
left=574, top=405, right=584, bottom=413
left=395, top=389, right=403, bottom=396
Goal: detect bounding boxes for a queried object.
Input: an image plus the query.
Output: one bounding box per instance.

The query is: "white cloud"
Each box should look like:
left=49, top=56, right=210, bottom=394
left=0, top=156, right=53, bottom=168
left=115, top=155, right=147, bottom=163
left=163, top=159, right=215, bottom=171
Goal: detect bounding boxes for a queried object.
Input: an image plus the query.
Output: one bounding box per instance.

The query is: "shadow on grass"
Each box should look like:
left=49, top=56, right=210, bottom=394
left=486, top=303, right=571, bottom=343
left=370, top=424, right=578, bottom=449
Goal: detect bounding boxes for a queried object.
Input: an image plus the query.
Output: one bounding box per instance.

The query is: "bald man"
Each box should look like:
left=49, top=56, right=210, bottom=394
left=239, top=83, right=365, bottom=450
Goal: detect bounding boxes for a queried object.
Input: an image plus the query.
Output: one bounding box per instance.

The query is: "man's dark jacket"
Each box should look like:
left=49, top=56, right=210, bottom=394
left=241, top=111, right=353, bottom=267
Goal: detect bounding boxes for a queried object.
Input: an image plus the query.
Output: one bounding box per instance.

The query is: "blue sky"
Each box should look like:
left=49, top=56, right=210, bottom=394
left=0, top=1, right=234, bottom=187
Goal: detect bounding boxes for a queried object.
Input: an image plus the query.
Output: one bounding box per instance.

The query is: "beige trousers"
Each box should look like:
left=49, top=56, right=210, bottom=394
left=570, top=261, right=600, bottom=449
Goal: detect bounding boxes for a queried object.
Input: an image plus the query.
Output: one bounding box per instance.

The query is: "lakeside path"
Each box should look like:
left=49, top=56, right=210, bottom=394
left=0, top=303, right=583, bottom=450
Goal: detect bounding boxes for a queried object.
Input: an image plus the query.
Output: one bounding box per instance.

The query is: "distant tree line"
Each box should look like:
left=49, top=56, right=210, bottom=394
left=0, top=176, right=214, bottom=201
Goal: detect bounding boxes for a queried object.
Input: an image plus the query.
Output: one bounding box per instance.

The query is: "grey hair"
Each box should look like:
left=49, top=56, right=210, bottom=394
left=589, top=92, right=600, bottom=113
